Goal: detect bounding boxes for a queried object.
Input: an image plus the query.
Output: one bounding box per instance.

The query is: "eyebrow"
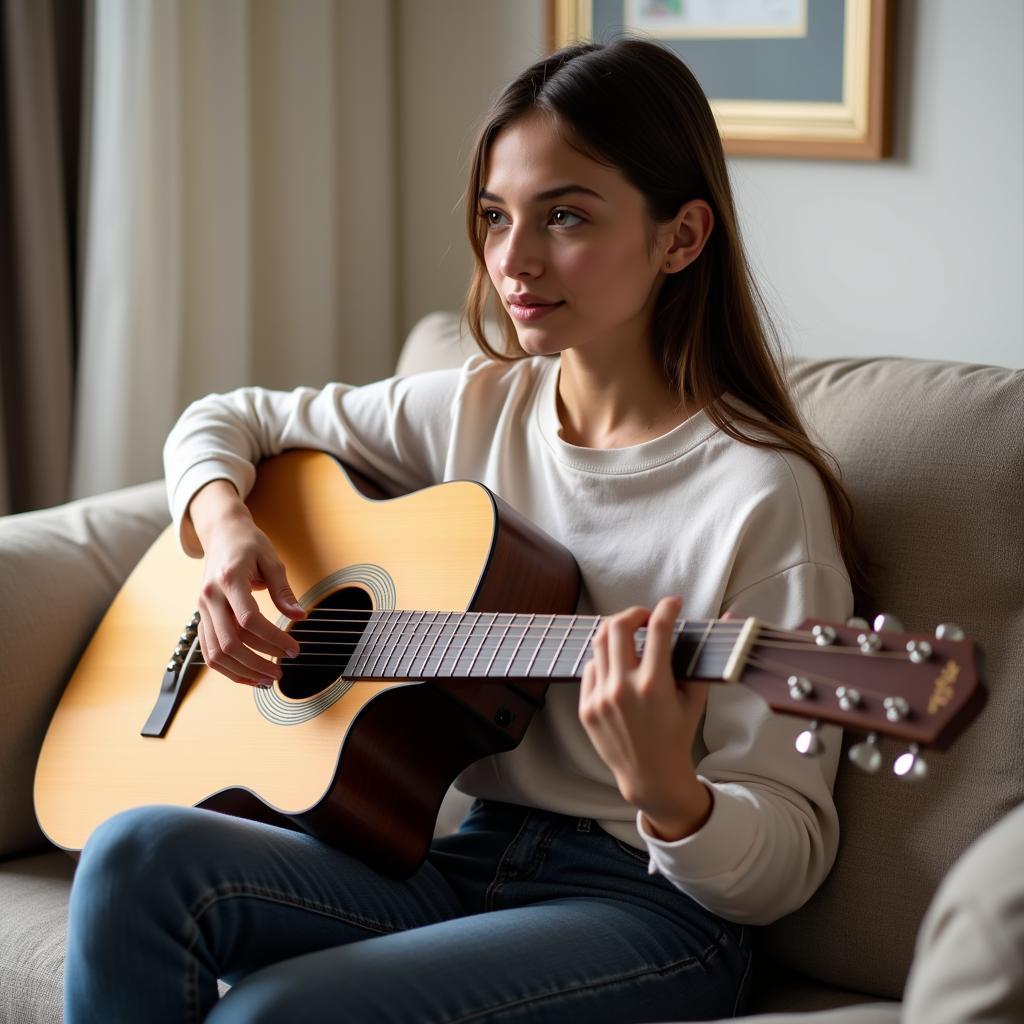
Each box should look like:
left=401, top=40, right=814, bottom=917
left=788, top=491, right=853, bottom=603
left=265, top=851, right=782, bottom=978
left=478, top=184, right=606, bottom=204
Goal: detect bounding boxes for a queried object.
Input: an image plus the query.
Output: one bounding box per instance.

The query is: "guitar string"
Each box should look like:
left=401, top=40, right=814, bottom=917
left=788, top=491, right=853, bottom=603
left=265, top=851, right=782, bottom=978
left=185, top=629, right=917, bottom=673
left=181, top=645, right=924, bottom=716
left=268, top=627, right=915, bottom=660
left=283, top=607, right=810, bottom=643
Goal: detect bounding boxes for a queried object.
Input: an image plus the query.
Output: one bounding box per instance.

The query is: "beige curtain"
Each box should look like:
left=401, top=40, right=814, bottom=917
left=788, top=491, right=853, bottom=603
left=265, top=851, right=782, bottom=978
left=0, top=0, right=83, bottom=515
left=70, top=0, right=399, bottom=499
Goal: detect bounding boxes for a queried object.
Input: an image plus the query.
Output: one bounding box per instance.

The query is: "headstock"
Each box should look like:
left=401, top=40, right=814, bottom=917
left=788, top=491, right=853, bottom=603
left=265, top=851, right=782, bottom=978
left=737, top=614, right=986, bottom=778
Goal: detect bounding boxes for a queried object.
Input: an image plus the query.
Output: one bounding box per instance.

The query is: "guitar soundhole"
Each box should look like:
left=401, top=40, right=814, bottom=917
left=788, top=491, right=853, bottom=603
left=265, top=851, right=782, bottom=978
left=279, top=586, right=372, bottom=700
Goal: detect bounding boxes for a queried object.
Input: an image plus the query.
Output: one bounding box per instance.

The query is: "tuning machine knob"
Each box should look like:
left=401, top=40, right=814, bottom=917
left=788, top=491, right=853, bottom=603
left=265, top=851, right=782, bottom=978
left=935, top=623, right=964, bottom=641
left=848, top=732, right=882, bottom=773
left=795, top=720, right=824, bottom=757
left=893, top=743, right=928, bottom=780
left=873, top=613, right=905, bottom=634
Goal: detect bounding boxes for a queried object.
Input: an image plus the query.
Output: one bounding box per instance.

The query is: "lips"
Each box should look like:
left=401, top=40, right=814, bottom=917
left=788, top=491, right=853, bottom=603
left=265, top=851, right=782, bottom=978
left=506, top=294, right=560, bottom=307
left=507, top=298, right=565, bottom=323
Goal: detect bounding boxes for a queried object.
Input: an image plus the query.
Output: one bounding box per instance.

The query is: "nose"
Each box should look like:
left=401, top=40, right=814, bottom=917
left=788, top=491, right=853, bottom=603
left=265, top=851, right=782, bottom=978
left=498, top=224, right=543, bottom=280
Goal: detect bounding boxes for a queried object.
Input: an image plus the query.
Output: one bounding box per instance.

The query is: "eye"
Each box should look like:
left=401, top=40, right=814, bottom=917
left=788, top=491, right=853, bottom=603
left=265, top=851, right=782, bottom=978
left=550, top=208, right=584, bottom=228
left=478, top=208, right=508, bottom=229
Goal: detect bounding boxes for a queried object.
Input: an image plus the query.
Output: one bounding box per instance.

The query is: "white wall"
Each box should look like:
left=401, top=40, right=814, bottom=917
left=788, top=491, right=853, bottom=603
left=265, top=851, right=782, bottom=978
left=398, top=0, right=1023, bottom=368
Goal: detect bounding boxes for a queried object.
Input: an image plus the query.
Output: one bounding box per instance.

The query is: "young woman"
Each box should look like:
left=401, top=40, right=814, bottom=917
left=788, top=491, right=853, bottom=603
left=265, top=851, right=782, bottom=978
left=66, top=39, right=858, bottom=1023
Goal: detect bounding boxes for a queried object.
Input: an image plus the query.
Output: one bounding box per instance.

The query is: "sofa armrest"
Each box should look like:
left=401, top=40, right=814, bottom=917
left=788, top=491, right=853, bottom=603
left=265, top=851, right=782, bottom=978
left=0, top=481, right=170, bottom=859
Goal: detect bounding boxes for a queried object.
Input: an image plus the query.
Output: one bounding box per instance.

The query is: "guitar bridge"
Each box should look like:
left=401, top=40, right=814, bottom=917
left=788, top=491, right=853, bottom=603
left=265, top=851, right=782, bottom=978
left=141, top=611, right=201, bottom=737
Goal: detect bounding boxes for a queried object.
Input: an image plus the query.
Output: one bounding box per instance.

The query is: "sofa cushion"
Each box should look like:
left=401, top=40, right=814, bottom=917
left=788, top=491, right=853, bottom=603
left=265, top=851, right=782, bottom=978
left=0, top=482, right=170, bottom=858
left=763, top=358, right=1024, bottom=998
left=0, top=851, right=74, bottom=1024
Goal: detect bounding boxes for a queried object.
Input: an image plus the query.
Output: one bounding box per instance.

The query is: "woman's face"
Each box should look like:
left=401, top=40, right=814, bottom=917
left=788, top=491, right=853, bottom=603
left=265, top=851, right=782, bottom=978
left=479, top=113, right=668, bottom=359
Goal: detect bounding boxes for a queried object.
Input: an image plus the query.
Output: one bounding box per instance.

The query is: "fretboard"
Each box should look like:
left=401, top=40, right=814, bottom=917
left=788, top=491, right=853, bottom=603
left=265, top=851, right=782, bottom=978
left=333, top=610, right=744, bottom=683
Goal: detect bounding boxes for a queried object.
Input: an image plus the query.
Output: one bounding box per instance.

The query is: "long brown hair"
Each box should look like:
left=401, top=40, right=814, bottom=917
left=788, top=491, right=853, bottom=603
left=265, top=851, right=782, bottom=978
left=461, top=38, right=866, bottom=595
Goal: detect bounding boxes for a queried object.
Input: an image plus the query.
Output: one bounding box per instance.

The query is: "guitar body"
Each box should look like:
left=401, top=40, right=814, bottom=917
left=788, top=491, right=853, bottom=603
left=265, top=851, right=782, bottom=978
left=34, top=451, right=580, bottom=876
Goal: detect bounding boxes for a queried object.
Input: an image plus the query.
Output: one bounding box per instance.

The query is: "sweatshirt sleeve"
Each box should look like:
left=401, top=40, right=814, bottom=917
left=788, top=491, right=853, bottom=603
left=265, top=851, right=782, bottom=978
left=163, top=366, right=464, bottom=557
left=638, top=559, right=854, bottom=925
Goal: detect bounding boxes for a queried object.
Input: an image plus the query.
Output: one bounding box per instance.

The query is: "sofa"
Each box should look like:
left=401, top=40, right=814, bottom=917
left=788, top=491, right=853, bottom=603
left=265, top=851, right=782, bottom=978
left=1, top=311, right=1021, bottom=1023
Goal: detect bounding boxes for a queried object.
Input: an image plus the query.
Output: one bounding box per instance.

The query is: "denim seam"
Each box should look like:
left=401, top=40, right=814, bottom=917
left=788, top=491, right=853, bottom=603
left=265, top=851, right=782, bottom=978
left=483, top=811, right=534, bottom=912
left=178, top=878, right=403, bottom=1016
left=186, top=881, right=400, bottom=939
left=613, top=838, right=652, bottom=864
left=444, top=935, right=726, bottom=1024
left=527, top=818, right=560, bottom=878
left=731, top=926, right=752, bottom=1016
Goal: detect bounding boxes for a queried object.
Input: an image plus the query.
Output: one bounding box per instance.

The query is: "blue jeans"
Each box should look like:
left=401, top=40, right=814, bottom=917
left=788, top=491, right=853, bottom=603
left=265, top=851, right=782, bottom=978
left=65, top=799, right=750, bottom=1022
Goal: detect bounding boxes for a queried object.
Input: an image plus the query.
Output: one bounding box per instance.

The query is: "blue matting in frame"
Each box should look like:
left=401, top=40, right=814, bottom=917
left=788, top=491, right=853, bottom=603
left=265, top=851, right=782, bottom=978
left=590, top=0, right=846, bottom=103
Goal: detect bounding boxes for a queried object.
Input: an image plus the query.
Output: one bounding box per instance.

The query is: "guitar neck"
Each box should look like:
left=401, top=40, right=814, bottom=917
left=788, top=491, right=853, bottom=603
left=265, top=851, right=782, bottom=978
left=303, top=609, right=750, bottom=685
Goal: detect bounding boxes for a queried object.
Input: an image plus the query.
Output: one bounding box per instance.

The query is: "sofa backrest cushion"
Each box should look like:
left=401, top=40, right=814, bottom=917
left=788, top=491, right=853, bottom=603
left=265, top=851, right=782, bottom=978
left=764, top=357, right=1024, bottom=998
left=0, top=482, right=170, bottom=859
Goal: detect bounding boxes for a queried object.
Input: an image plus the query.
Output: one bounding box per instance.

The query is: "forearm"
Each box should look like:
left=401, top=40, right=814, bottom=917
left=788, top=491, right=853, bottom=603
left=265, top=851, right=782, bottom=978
left=186, top=479, right=251, bottom=555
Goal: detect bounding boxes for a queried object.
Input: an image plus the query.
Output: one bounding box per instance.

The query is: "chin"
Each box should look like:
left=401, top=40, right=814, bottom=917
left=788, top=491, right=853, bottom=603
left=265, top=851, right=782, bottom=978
left=515, top=335, right=566, bottom=358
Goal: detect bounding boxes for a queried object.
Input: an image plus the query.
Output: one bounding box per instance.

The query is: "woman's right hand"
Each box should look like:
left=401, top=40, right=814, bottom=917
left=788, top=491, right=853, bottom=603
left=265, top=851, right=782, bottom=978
left=188, top=479, right=307, bottom=687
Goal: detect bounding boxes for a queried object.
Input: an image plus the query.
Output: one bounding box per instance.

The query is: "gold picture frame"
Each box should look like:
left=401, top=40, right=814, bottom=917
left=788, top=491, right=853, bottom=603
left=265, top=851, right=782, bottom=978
left=548, top=0, right=894, bottom=160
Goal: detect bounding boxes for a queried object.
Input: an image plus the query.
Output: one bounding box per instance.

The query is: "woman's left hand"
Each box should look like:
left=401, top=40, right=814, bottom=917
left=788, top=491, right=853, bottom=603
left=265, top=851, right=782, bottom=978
left=579, top=596, right=713, bottom=841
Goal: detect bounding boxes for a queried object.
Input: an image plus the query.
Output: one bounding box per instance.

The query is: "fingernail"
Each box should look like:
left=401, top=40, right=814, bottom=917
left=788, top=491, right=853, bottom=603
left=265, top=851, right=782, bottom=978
left=258, top=677, right=275, bottom=688
left=286, top=647, right=300, bottom=659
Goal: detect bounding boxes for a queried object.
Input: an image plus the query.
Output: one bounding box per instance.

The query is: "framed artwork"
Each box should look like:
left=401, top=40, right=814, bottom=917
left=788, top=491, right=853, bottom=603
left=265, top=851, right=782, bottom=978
left=548, top=0, right=895, bottom=160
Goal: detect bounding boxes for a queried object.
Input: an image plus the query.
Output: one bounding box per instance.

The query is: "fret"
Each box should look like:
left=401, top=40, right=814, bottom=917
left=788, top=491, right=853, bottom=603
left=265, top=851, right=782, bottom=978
left=449, top=613, right=477, bottom=677
left=524, top=614, right=557, bottom=679
left=504, top=614, right=535, bottom=677
left=380, top=610, right=410, bottom=679
left=364, top=611, right=392, bottom=679
left=397, top=610, right=425, bottom=678
left=464, top=612, right=497, bottom=677
left=686, top=619, right=715, bottom=678
left=571, top=617, right=601, bottom=676
left=416, top=610, right=443, bottom=678
left=484, top=613, right=514, bottom=678
left=523, top=615, right=554, bottom=678
left=435, top=612, right=461, bottom=677
left=546, top=614, right=577, bottom=678
left=345, top=613, right=371, bottom=677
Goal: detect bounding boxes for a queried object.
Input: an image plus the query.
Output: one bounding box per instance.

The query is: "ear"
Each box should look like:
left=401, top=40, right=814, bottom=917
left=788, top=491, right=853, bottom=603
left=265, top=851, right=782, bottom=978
left=659, top=199, right=714, bottom=274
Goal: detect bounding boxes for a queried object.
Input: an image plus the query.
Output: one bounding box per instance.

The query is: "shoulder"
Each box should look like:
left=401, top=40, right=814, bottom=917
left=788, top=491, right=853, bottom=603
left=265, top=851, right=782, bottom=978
left=701, top=398, right=849, bottom=583
left=447, top=352, right=553, bottom=414
left=458, top=351, right=552, bottom=389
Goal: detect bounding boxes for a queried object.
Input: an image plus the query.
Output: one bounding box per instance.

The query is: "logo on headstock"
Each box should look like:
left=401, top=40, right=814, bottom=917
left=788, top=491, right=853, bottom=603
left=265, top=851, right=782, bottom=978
left=928, top=661, right=960, bottom=715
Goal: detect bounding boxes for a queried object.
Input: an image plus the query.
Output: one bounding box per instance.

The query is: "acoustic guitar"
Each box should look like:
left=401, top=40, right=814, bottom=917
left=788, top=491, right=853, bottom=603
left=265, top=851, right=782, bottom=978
left=34, top=450, right=986, bottom=877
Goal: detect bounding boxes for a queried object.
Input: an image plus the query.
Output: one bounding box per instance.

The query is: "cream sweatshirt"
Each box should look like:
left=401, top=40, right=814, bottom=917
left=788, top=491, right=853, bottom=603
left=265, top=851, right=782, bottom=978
left=164, top=353, right=854, bottom=925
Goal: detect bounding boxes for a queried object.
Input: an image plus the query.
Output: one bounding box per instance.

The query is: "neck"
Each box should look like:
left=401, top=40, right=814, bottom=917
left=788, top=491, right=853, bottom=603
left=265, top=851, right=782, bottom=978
left=556, top=343, right=692, bottom=449
left=339, top=610, right=749, bottom=685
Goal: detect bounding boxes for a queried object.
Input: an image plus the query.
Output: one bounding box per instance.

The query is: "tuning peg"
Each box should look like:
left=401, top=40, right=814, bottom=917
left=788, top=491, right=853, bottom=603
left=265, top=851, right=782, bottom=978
left=846, top=616, right=870, bottom=630
left=893, top=743, right=928, bottom=780
left=795, top=720, right=824, bottom=757
left=812, top=624, right=837, bottom=646
left=935, top=623, right=965, bottom=641
left=906, top=639, right=933, bottom=664
left=788, top=675, right=814, bottom=700
left=835, top=685, right=861, bottom=710
left=873, top=613, right=905, bottom=634
left=848, top=732, right=882, bottom=773
left=883, top=696, right=910, bottom=722
left=857, top=631, right=882, bottom=654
